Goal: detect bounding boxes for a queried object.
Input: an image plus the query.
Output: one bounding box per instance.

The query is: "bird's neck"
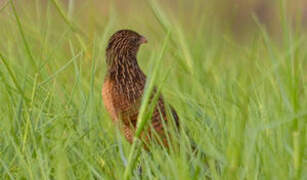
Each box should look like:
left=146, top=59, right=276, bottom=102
left=106, top=52, right=143, bottom=82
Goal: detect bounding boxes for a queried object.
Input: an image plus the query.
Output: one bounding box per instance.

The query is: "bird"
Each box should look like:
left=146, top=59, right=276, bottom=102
left=102, top=29, right=179, bottom=148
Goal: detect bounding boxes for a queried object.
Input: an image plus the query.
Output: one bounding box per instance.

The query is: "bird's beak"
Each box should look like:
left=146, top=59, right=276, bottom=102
left=140, top=36, right=148, bottom=44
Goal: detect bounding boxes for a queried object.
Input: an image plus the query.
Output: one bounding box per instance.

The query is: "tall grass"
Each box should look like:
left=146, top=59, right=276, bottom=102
left=0, top=0, right=306, bottom=179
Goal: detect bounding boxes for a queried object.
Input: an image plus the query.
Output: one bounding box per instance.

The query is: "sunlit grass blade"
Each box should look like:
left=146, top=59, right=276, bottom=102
left=123, top=30, right=171, bottom=180
left=252, top=14, right=292, bottom=111
left=49, top=0, right=88, bottom=39
left=147, top=0, right=171, bottom=31
left=0, top=52, right=29, bottom=103
left=9, top=0, right=37, bottom=71
left=38, top=51, right=82, bottom=86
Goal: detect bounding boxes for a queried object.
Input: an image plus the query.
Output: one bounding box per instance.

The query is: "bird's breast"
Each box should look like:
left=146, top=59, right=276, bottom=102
left=102, top=77, right=145, bottom=124
left=102, top=79, right=119, bottom=122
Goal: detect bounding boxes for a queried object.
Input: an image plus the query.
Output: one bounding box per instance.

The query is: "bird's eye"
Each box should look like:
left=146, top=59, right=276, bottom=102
left=131, top=37, right=138, bottom=43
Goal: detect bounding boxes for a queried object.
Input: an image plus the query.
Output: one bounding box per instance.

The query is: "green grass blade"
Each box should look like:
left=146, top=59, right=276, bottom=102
left=9, top=0, right=37, bottom=71
left=38, top=51, right=82, bottom=86
left=123, top=30, right=171, bottom=180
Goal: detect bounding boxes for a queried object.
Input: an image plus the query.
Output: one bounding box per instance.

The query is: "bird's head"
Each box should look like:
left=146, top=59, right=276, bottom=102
left=106, top=29, right=147, bottom=58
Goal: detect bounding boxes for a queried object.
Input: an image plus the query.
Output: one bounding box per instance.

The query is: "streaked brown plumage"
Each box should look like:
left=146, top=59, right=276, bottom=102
left=102, top=29, right=179, bottom=147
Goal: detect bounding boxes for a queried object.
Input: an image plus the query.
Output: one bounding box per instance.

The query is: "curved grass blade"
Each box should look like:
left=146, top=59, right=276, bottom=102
left=9, top=0, right=37, bottom=71
left=123, top=30, right=171, bottom=180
